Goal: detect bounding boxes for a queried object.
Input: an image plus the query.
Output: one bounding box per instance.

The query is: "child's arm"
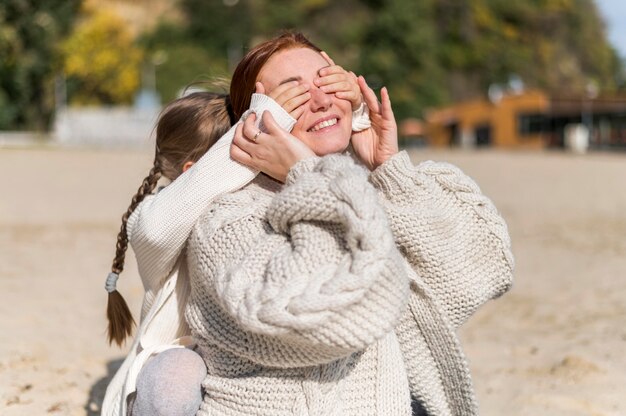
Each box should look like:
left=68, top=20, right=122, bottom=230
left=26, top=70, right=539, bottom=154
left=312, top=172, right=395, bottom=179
left=126, top=94, right=297, bottom=295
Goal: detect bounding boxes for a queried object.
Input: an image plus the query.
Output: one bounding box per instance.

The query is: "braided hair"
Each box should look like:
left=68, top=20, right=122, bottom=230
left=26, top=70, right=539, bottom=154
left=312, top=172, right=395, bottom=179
left=106, top=91, right=232, bottom=346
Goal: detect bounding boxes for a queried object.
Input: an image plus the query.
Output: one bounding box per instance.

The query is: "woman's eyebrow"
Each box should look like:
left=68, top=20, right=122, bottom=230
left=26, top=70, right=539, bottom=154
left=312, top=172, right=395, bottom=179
left=279, top=76, right=302, bottom=85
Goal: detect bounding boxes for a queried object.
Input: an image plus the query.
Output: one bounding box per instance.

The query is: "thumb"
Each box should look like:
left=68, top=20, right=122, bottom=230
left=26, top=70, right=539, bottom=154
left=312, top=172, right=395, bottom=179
left=255, top=81, right=266, bottom=95
left=260, top=110, right=283, bottom=135
left=320, top=51, right=335, bottom=66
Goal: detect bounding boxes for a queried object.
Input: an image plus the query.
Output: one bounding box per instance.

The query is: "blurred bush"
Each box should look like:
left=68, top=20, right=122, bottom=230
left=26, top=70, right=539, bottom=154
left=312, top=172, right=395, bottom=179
left=164, top=0, right=624, bottom=119
left=61, top=7, right=143, bottom=105
left=139, top=22, right=229, bottom=102
left=0, top=0, right=623, bottom=130
left=0, top=0, right=80, bottom=130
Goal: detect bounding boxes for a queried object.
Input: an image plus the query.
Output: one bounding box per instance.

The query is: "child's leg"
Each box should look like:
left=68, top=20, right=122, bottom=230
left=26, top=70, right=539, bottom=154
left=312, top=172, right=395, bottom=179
left=130, top=348, right=206, bottom=416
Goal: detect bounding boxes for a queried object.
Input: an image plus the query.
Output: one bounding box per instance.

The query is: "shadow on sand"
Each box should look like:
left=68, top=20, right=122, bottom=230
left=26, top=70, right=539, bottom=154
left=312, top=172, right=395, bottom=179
left=85, top=358, right=124, bottom=415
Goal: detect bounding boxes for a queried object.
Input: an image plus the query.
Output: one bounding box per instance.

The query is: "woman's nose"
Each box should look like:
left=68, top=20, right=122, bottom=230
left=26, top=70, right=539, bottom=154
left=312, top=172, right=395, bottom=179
left=308, top=87, right=332, bottom=112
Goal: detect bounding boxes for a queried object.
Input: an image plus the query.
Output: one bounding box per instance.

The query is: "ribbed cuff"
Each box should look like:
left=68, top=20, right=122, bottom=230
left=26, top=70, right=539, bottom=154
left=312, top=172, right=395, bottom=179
left=368, top=151, right=414, bottom=194
left=247, top=93, right=297, bottom=133
left=285, top=156, right=321, bottom=185
left=351, top=101, right=371, bottom=132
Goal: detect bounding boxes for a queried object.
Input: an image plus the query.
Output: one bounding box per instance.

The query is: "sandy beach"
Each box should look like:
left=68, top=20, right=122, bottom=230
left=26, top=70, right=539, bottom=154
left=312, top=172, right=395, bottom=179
left=0, top=145, right=624, bottom=415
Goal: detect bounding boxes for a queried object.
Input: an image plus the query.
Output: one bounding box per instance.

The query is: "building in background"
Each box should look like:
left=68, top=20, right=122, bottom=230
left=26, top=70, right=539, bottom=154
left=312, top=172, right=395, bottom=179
left=424, top=90, right=626, bottom=151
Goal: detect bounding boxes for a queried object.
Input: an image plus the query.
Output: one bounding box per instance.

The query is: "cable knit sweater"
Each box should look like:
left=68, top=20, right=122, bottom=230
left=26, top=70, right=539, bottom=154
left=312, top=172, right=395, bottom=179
left=185, top=152, right=514, bottom=416
left=102, top=95, right=373, bottom=416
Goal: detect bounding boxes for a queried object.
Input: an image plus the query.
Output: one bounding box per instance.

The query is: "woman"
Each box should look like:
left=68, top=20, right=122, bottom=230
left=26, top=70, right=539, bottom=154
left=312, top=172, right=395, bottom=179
left=184, top=32, right=514, bottom=416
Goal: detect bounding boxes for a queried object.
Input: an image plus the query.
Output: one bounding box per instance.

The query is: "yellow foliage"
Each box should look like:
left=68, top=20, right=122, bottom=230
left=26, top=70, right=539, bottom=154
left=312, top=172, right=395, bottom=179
left=472, top=0, right=496, bottom=30
left=503, top=24, right=518, bottom=40
left=545, top=0, right=572, bottom=13
left=62, top=8, right=143, bottom=105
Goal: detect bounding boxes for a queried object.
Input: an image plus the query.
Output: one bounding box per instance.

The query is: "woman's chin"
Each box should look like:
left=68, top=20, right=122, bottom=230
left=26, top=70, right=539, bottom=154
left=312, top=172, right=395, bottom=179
left=303, top=131, right=351, bottom=156
left=312, top=141, right=350, bottom=156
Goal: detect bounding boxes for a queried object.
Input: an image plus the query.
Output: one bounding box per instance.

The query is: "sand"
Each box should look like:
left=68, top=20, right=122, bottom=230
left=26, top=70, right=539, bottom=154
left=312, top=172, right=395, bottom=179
left=0, top=145, right=624, bottom=415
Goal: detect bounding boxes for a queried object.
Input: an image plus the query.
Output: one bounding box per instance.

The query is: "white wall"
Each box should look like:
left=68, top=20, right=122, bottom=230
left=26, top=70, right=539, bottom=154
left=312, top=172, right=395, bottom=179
left=52, top=107, right=160, bottom=148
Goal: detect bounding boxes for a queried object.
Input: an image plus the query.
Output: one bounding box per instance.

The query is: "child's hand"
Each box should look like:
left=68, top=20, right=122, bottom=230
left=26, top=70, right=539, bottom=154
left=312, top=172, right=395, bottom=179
left=255, top=81, right=310, bottom=120
left=314, top=51, right=362, bottom=111
left=231, top=112, right=315, bottom=183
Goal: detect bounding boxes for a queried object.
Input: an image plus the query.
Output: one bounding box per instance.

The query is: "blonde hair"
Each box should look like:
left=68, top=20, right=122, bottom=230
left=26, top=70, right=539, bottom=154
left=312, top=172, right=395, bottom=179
left=107, top=91, right=232, bottom=346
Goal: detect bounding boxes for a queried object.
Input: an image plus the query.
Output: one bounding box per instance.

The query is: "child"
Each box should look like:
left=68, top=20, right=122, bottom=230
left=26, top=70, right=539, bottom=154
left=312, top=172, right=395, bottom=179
left=102, top=74, right=369, bottom=415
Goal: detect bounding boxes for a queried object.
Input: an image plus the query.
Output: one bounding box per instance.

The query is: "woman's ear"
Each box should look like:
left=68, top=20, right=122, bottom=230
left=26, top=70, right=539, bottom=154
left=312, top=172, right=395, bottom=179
left=182, top=161, right=195, bottom=173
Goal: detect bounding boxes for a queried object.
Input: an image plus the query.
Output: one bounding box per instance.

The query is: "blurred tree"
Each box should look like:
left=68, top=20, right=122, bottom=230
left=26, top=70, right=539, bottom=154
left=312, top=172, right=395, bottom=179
left=139, top=21, right=230, bottom=102
left=116, top=0, right=626, bottom=119
left=0, top=0, right=80, bottom=130
left=435, top=0, right=622, bottom=101
left=181, top=0, right=253, bottom=70
left=61, top=7, right=143, bottom=105
left=358, top=0, right=447, bottom=118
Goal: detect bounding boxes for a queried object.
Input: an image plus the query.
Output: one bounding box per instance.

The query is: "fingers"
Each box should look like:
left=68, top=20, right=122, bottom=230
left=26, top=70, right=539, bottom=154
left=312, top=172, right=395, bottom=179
left=230, top=141, right=253, bottom=166
left=282, top=89, right=312, bottom=114
left=315, top=73, right=351, bottom=89
left=358, top=75, right=380, bottom=114
left=316, top=65, right=347, bottom=80
left=316, top=65, right=362, bottom=109
left=242, top=113, right=264, bottom=143
left=380, top=86, right=395, bottom=121
left=230, top=122, right=253, bottom=165
left=268, top=81, right=311, bottom=114
left=320, top=51, right=335, bottom=66
left=335, top=89, right=361, bottom=102
left=261, top=110, right=280, bottom=135
left=261, top=110, right=294, bottom=137
left=255, top=81, right=266, bottom=95
left=290, top=105, right=306, bottom=121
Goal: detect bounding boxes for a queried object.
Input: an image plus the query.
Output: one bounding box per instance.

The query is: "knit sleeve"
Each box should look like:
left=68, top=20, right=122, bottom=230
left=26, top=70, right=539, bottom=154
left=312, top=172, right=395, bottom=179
left=351, top=101, right=371, bottom=132
left=187, top=154, right=410, bottom=368
left=126, top=94, right=295, bottom=294
left=368, top=151, right=514, bottom=328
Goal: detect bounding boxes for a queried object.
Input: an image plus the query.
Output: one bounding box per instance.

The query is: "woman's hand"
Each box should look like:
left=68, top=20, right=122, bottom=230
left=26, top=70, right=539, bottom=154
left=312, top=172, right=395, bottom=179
left=314, top=52, right=362, bottom=111
left=255, top=81, right=310, bottom=120
left=230, top=112, right=315, bottom=183
left=350, top=76, right=399, bottom=170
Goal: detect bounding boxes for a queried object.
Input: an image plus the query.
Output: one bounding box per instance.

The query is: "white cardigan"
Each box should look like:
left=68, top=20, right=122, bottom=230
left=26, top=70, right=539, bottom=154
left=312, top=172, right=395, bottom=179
left=101, top=94, right=370, bottom=416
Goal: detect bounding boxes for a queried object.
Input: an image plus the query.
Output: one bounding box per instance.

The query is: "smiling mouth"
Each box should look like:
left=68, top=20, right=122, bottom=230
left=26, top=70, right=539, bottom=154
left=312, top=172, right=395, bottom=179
left=307, top=118, right=338, bottom=132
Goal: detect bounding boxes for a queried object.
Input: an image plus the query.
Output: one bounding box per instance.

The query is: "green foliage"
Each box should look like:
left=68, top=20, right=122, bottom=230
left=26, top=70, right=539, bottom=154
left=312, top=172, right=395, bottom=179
left=164, top=0, right=622, bottom=119
left=454, top=0, right=621, bottom=95
left=139, top=21, right=230, bottom=102
left=181, top=0, right=253, bottom=68
left=155, top=44, right=229, bottom=102
left=358, top=0, right=447, bottom=117
left=0, top=0, right=80, bottom=130
left=3, top=0, right=623, bottom=129
left=62, top=8, right=143, bottom=105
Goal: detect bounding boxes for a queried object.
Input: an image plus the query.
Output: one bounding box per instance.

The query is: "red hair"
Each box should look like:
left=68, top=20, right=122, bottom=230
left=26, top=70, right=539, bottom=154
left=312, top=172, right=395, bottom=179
left=230, top=32, right=321, bottom=119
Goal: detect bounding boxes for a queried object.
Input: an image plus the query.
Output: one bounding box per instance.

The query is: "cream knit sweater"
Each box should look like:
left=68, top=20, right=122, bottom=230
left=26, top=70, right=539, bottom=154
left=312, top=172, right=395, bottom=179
left=186, top=152, right=514, bottom=416
left=101, top=94, right=296, bottom=416
left=101, top=95, right=372, bottom=416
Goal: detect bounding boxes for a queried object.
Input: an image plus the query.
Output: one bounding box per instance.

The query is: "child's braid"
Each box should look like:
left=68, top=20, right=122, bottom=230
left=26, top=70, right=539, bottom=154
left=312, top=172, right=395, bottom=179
left=106, top=155, right=162, bottom=346
left=104, top=91, right=231, bottom=347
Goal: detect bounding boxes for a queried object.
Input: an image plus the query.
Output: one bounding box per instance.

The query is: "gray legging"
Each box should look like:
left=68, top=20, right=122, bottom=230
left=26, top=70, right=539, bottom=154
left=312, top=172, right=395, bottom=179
left=129, top=347, right=430, bottom=416
left=129, top=348, right=207, bottom=416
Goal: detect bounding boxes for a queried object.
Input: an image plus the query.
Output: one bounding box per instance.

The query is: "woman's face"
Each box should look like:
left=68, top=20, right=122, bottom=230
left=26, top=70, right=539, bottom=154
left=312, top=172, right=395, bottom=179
left=258, top=47, right=353, bottom=156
